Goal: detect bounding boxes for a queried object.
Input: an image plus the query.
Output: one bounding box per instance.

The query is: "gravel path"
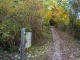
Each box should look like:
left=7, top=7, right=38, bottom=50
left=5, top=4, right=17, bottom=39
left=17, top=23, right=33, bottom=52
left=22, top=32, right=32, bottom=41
left=48, top=26, right=74, bottom=60
left=48, top=26, right=62, bottom=60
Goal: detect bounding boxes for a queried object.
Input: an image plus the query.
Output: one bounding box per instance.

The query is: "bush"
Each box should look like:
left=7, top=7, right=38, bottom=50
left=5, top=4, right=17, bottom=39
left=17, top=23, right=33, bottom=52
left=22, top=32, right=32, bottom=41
left=74, top=22, right=80, bottom=39
left=0, top=0, right=42, bottom=51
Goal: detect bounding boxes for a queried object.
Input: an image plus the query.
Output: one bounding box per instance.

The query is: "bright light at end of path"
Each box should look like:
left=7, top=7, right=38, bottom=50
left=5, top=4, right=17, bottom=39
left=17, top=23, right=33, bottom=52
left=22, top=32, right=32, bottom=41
left=48, top=7, right=52, bottom=10
left=79, top=16, right=80, bottom=19
left=78, top=12, right=80, bottom=20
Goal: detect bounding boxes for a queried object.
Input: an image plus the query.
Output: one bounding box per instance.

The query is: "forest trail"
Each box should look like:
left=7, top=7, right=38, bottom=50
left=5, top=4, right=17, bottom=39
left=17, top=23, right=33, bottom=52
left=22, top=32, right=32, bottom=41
left=48, top=26, right=74, bottom=60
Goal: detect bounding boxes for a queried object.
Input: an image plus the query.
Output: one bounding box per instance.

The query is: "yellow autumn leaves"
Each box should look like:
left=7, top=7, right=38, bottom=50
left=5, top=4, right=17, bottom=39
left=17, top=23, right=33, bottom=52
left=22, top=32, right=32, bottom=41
left=41, top=0, right=70, bottom=26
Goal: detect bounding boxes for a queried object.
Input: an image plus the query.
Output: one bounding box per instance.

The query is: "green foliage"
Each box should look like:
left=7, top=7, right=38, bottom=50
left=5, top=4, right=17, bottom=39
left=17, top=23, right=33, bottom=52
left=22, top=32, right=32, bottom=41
left=8, top=46, right=17, bottom=52
left=0, top=0, right=42, bottom=51
left=44, top=0, right=80, bottom=39
left=68, top=0, right=80, bottom=39
left=74, top=21, right=80, bottom=39
left=0, top=0, right=80, bottom=52
left=16, top=58, right=20, bottom=60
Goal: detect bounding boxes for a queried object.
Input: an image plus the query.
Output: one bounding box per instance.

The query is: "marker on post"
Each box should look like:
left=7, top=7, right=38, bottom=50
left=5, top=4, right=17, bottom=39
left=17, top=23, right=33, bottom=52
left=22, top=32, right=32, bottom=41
left=23, top=32, right=26, bottom=38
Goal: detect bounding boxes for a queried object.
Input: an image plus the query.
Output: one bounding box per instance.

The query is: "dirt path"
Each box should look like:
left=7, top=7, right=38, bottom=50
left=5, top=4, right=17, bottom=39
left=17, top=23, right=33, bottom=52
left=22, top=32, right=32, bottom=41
left=48, top=26, right=74, bottom=60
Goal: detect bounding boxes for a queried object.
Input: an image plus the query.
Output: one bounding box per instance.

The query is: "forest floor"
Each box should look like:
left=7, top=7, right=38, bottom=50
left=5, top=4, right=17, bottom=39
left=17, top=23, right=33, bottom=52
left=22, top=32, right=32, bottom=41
left=48, top=26, right=80, bottom=60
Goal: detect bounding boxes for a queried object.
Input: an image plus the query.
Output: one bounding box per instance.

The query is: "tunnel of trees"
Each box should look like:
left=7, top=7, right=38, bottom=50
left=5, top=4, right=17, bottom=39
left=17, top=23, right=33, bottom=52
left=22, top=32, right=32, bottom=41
left=0, top=0, right=80, bottom=51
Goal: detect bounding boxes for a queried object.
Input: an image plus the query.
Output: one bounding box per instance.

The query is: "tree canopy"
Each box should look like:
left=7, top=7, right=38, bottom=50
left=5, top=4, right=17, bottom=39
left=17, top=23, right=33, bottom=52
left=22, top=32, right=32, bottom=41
left=0, top=0, right=80, bottom=51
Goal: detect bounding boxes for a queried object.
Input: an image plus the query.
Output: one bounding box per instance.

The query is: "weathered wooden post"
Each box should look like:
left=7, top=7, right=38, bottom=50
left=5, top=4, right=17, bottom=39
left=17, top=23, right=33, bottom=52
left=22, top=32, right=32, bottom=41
left=20, top=28, right=26, bottom=60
